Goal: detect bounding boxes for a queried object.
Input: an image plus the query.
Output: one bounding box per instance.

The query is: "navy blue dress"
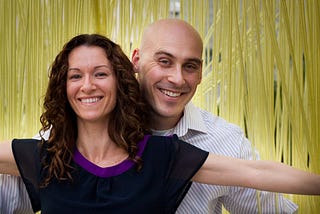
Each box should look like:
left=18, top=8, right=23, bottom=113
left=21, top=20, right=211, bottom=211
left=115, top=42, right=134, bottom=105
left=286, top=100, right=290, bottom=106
left=12, top=135, right=208, bottom=214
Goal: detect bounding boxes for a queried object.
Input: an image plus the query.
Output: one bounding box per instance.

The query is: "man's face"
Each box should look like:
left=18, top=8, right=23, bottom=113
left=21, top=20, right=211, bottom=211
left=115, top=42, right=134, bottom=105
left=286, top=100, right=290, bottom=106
left=132, top=27, right=202, bottom=129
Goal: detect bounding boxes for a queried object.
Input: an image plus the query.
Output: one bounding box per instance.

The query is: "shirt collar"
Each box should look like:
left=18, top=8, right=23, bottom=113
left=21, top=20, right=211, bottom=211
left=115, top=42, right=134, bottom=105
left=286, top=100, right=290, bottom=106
left=172, top=102, right=208, bottom=137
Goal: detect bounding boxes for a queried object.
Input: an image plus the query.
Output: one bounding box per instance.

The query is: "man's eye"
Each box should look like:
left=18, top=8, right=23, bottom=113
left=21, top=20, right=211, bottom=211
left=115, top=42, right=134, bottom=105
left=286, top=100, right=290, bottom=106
left=185, top=63, right=200, bottom=72
left=159, top=59, right=170, bottom=66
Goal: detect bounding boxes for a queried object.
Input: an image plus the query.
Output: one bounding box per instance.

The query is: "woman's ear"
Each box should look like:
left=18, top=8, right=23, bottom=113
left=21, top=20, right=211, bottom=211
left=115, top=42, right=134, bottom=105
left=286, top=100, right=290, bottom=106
left=131, top=48, right=140, bottom=73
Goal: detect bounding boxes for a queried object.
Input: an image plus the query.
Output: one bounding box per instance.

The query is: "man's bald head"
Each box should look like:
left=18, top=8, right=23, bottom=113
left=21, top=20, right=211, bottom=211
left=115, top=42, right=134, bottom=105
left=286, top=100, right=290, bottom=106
left=140, top=18, right=203, bottom=57
left=132, top=18, right=203, bottom=130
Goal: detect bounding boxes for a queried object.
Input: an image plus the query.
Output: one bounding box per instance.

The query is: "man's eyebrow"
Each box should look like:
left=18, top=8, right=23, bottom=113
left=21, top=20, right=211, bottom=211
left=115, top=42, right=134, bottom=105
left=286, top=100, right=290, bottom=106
left=187, top=58, right=203, bottom=65
left=154, top=51, right=174, bottom=58
left=154, top=51, right=202, bottom=64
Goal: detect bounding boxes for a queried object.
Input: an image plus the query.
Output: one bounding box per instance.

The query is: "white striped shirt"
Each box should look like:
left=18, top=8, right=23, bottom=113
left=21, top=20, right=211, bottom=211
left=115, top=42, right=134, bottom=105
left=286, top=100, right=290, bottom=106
left=153, top=103, right=298, bottom=214
left=0, top=174, right=33, bottom=214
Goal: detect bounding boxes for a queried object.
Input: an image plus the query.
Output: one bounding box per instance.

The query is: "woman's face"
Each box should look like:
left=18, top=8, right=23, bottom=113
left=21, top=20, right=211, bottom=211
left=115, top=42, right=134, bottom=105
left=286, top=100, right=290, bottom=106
left=66, top=45, right=117, bottom=123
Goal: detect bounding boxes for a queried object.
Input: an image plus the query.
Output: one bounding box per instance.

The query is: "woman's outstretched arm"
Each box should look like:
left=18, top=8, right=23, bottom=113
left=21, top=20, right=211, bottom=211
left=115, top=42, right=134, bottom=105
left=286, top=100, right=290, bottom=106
left=0, top=140, right=19, bottom=176
left=193, top=153, right=320, bottom=195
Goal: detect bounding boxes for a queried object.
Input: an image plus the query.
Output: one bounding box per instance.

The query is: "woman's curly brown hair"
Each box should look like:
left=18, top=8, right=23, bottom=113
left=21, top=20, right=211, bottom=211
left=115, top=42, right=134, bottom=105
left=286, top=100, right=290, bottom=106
left=40, top=34, right=151, bottom=186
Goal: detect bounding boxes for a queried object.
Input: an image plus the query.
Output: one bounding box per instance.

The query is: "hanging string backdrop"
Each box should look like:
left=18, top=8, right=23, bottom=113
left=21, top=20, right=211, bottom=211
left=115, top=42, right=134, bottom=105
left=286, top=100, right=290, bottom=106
left=1, top=0, right=319, bottom=212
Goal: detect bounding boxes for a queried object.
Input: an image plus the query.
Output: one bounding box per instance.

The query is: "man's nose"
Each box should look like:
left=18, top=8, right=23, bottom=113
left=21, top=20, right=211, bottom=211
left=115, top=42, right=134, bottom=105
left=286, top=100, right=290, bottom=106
left=167, top=66, right=186, bottom=85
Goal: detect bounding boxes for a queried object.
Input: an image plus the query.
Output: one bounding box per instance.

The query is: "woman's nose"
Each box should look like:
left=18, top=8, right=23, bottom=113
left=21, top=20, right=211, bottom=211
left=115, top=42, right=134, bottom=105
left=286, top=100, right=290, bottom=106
left=81, top=75, right=96, bottom=92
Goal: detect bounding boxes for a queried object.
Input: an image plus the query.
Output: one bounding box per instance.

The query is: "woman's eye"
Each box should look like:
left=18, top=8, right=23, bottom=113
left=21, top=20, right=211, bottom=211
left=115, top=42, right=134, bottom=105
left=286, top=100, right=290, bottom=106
left=95, top=72, right=108, bottom=78
left=69, top=74, right=81, bottom=80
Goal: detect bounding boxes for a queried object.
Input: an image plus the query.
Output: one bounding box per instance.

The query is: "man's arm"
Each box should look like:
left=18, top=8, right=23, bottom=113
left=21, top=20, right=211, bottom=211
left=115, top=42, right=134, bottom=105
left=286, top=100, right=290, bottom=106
left=0, top=140, right=19, bottom=175
left=174, top=104, right=298, bottom=213
left=193, top=153, right=320, bottom=195
left=221, top=136, right=298, bottom=213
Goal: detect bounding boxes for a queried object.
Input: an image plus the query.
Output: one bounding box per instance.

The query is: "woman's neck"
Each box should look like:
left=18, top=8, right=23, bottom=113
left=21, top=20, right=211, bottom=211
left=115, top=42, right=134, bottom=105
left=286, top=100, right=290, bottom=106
left=75, top=120, right=128, bottom=167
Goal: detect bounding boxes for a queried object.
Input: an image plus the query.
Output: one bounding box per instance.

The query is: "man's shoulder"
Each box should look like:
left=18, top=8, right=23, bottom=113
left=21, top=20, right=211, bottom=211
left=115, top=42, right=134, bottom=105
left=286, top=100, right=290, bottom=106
left=182, top=104, right=249, bottom=156
left=190, top=104, right=244, bottom=135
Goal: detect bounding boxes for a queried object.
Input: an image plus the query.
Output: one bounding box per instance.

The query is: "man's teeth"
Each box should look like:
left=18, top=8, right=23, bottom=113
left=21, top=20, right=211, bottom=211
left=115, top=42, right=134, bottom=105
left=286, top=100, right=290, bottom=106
left=81, top=97, right=100, bottom=103
left=161, top=89, right=181, bottom=97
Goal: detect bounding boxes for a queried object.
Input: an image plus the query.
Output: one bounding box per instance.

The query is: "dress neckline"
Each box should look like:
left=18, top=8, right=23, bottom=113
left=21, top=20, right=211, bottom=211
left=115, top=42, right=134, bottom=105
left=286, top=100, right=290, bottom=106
left=73, top=135, right=150, bottom=178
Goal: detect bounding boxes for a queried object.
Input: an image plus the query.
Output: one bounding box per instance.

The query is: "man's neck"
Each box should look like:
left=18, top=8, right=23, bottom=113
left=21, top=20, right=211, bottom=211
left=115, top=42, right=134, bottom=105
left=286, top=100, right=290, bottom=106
left=150, top=112, right=183, bottom=131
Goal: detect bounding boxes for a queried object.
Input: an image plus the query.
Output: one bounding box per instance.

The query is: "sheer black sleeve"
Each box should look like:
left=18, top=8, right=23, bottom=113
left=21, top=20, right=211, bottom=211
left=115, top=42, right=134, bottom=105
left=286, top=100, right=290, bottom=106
left=168, top=134, right=209, bottom=180
left=146, top=135, right=209, bottom=212
left=12, top=138, right=42, bottom=212
left=166, top=134, right=209, bottom=211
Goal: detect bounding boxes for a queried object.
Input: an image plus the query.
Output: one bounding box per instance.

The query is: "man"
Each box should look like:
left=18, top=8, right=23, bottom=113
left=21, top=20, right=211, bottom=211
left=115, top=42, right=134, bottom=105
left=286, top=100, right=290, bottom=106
left=131, top=19, right=298, bottom=213
left=0, top=175, right=33, bottom=213
left=1, top=19, right=297, bottom=213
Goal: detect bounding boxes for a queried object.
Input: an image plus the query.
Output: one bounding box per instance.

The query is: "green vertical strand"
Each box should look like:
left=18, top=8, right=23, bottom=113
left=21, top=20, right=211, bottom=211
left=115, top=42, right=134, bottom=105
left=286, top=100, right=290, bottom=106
left=0, top=0, right=3, bottom=138
left=10, top=0, right=18, bottom=139
left=281, top=0, right=310, bottom=161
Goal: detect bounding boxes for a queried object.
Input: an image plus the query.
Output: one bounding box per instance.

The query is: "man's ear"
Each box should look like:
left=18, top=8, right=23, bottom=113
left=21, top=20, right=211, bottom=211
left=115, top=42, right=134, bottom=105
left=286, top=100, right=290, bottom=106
left=198, top=62, right=203, bottom=84
left=131, top=48, right=140, bottom=73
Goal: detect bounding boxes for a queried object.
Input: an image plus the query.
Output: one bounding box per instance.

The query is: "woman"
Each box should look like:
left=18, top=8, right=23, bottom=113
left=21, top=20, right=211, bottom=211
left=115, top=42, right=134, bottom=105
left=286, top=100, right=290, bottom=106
left=0, top=34, right=319, bottom=214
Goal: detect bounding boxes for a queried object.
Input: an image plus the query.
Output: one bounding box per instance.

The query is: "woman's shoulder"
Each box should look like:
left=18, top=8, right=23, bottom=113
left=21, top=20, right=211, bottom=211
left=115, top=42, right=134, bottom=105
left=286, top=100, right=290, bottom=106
left=147, top=134, right=204, bottom=149
left=147, top=134, right=179, bottom=143
left=146, top=135, right=181, bottom=151
left=142, top=135, right=180, bottom=160
left=146, top=134, right=208, bottom=158
left=12, top=138, right=42, bottom=152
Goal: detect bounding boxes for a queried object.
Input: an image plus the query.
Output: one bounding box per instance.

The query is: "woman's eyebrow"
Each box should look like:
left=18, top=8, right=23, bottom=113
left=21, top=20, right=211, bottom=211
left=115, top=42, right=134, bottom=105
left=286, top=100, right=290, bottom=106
left=68, top=67, right=80, bottom=71
left=94, top=65, right=112, bottom=69
left=68, top=65, right=111, bottom=71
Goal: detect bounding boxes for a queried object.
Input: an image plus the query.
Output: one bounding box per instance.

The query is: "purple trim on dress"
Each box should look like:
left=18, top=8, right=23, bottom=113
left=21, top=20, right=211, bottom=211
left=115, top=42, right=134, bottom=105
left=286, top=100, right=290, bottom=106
left=73, top=135, right=150, bottom=178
